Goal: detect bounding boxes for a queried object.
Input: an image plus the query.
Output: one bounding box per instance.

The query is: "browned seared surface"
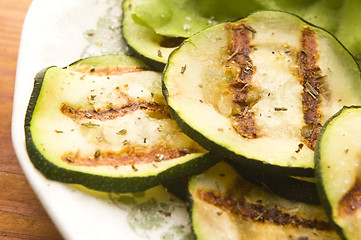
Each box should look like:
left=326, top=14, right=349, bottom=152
left=299, top=28, right=323, bottom=150
left=338, top=179, right=361, bottom=216
left=61, top=100, right=170, bottom=121
left=197, top=188, right=332, bottom=230
left=62, top=146, right=200, bottom=167
left=228, top=23, right=260, bottom=139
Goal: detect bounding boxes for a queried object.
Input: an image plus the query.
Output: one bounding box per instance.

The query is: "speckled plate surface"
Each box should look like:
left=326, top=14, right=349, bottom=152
left=11, top=0, right=192, bottom=239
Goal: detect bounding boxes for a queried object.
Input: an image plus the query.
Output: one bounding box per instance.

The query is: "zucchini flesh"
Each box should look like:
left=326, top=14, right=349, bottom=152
left=25, top=55, right=217, bottom=193
left=315, top=106, right=361, bottom=239
left=189, top=162, right=340, bottom=240
left=163, top=10, right=361, bottom=176
left=122, top=0, right=186, bottom=66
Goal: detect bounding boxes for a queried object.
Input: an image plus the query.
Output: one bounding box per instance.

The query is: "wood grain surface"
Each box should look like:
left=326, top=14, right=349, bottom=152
left=0, top=0, right=63, bottom=239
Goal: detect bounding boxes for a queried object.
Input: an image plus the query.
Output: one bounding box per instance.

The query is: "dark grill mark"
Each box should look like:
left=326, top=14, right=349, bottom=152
left=61, top=100, right=170, bottom=121
left=299, top=28, right=323, bottom=150
left=197, top=189, right=332, bottom=231
left=338, top=179, right=361, bottom=216
left=228, top=23, right=259, bottom=139
left=62, top=146, right=201, bottom=167
left=232, top=111, right=259, bottom=139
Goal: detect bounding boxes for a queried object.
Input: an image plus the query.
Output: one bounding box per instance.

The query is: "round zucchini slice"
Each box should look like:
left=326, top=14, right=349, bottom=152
left=189, top=161, right=340, bottom=240
left=25, top=54, right=217, bottom=193
left=315, top=106, right=361, bottom=239
left=122, top=0, right=187, bottom=69
left=162, top=10, right=361, bottom=176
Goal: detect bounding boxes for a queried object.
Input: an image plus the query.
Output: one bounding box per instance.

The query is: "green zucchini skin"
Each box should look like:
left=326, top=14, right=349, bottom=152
left=24, top=55, right=219, bottom=193
left=315, top=106, right=361, bottom=240
left=121, top=0, right=179, bottom=71
left=230, top=162, right=320, bottom=205
left=162, top=10, right=361, bottom=177
left=189, top=161, right=340, bottom=240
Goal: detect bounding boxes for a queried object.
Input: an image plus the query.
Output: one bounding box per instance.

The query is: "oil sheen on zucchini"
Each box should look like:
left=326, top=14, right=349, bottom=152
left=162, top=10, right=361, bottom=176
left=189, top=161, right=340, bottom=240
left=315, top=106, right=361, bottom=240
left=25, top=55, right=216, bottom=193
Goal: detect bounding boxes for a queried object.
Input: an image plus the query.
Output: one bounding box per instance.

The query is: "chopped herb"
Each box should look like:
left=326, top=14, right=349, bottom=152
left=228, top=46, right=240, bottom=60
left=117, top=129, right=127, bottom=135
left=304, top=82, right=318, bottom=99
left=87, top=30, right=95, bottom=36
left=295, top=143, right=304, bottom=153
left=179, top=148, right=190, bottom=154
left=90, top=68, right=95, bottom=73
left=274, top=107, right=288, bottom=111
left=181, top=64, right=187, bottom=74
left=65, top=156, right=74, bottom=163
left=155, top=154, right=165, bottom=162
left=54, top=130, right=63, bottom=133
left=94, top=150, right=101, bottom=158
left=81, top=122, right=100, bottom=128
left=131, top=164, right=138, bottom=172
left=244, top=23, right=256, bottom=34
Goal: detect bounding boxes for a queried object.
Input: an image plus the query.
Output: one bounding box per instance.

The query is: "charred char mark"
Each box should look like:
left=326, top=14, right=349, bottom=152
left=62, top=146, right=200, bottom=167
left=197, top=189, right=333, bottom=231
left=60, top=100, right=170, bottom=121
left=232, top=111, right=260, bottom=139
left=228, top=22, right=259, bottom=139
left=299, top=28, right=323, bottom=150
left=338, top=179, right=361, bottom=216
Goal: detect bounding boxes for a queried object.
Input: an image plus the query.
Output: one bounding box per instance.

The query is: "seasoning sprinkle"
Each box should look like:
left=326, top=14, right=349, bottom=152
left=152, top=161, right=158, bottom=168
left=94, top=150, right=101, bottom=158
left=81, top=122, right=100, bottom=128
left=155, top=154, right=165, bottom=162
left=181, top=64, right=187, bottom=74
left=65, top=156, right=75, bottom=163
left=117, top=129, right=127, bottom=135
left=274, top=107, right=288, bottom=112
left=304, top=82, right=318, bottom=99
left=131, top=164, right=138, bottom=172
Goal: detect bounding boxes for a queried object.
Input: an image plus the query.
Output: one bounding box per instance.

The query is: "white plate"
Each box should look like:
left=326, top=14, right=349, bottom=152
left=11, top=0, right=192, bottom=239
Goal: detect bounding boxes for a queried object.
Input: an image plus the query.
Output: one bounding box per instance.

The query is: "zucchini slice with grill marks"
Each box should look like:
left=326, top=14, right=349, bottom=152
left=189, top=161, right=340, bottom=240
left=162, top=10, right=361, bottom=176
left=25, top=55, right=217, bottom=193
left=315, top=106, right=361, bottom=240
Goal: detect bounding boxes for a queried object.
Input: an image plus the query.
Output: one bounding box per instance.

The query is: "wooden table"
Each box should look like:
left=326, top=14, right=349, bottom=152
left=0, top=0, right=63, bottom=239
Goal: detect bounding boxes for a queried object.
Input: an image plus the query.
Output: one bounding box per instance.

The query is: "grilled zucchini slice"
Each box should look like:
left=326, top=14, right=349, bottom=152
left=315, top=106, right=361, bottom=240
left=25, top=55, right=217, bottom=193
left=189, top=161, right=340, bottom=240
left=163, top=10, right=361, bottom=176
